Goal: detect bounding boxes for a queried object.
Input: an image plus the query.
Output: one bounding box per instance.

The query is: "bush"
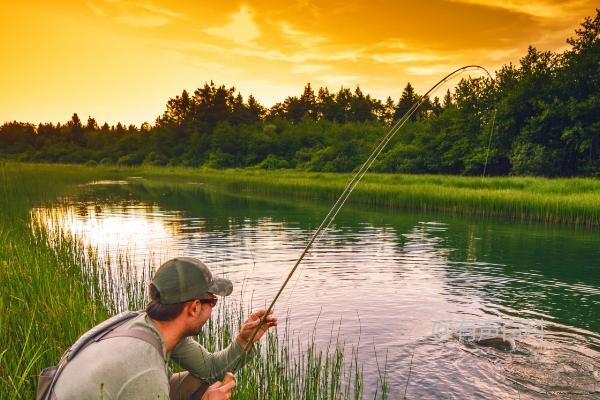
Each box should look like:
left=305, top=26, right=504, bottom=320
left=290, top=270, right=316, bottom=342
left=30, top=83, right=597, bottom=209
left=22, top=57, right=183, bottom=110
left=84, top=160, right=98, bottom=167
left=373, top=144, right=426, bottom=173
left=257, top=154, right=290, bottom=170
left=205, top=151, right=236, bottom=169
left=117, top=153, right=143, bottom=166
left=510, top=142, right=560, bottom=176
left=143, top=151, right=168, bottom=166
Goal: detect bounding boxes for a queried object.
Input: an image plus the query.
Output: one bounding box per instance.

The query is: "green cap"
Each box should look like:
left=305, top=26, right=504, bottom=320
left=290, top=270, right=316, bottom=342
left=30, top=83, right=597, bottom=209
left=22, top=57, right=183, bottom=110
left=151, top=257, right=233, bottom=304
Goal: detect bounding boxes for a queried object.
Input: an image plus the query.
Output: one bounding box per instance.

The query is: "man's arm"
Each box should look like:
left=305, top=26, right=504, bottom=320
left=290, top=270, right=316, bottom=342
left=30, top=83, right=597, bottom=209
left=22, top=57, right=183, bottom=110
left=171, top=309, right=276, bottom=383
left=170, top=336, right=254, bottom=383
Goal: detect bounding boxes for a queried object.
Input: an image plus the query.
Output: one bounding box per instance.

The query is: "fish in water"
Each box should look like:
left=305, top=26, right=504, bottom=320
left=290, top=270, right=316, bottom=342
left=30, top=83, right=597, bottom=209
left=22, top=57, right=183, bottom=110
left=452, top=332, right=517, bottom=352
left=474, top=336, right=516, bottom=352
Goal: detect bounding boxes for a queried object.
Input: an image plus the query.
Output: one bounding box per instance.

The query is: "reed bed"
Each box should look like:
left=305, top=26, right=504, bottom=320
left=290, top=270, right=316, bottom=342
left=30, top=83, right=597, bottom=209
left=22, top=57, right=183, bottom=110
left=0, top=162, right=385, bottom=399
left=5, top=162, right=600, bottom=227
left=137, top=166, right=600, bottom=228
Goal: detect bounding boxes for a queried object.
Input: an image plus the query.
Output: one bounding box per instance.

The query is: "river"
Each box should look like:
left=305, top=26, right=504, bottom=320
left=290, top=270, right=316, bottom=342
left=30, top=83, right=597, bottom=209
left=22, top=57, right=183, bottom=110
left=32, top=177, right=599, bottom=399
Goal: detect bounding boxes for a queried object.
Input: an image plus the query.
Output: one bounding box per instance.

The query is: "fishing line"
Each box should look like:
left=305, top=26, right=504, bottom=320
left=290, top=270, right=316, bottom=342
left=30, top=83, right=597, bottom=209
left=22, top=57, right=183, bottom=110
left=482, top=108, right=497, bottom=179
left=238, top=65, right=496, bottom=361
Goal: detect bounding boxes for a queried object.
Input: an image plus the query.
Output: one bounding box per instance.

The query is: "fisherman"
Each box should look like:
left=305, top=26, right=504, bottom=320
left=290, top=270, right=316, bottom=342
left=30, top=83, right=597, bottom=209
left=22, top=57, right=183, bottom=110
left=49, top=257, right=277, bottom=399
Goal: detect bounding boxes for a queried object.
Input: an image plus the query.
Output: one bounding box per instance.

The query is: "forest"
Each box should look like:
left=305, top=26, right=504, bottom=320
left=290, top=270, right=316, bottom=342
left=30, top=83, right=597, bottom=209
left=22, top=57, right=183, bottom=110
left=1, top=10, right=598, bottom=177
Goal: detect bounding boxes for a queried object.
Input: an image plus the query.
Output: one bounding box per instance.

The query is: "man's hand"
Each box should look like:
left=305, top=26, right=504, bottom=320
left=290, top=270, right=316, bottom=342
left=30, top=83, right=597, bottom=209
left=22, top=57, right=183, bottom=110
left=236, top=309, right=278, bottom=351
left=201, top=379, right=236, bottom=400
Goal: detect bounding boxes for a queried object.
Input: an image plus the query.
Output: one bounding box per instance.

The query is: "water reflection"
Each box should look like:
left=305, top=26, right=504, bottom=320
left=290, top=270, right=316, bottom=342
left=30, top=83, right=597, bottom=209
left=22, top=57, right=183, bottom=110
left=31, top=180, right=600, bottom=399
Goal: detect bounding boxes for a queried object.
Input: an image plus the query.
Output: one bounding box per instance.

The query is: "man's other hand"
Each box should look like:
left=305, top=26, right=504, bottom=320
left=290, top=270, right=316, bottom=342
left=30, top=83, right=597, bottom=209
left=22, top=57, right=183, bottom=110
left=201, top=379, right=236, bottom=400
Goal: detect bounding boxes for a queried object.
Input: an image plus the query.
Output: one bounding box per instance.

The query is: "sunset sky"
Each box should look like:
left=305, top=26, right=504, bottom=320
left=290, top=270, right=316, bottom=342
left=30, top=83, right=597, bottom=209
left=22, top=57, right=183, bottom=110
left=1, top=1, right=596, bottom=125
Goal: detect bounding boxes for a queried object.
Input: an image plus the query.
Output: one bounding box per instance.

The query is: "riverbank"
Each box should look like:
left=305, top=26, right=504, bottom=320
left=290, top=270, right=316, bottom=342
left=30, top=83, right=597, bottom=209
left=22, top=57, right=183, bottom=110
left=127, top=164, right=599, bottom=227
left=6, top=162, right=600, bottom=227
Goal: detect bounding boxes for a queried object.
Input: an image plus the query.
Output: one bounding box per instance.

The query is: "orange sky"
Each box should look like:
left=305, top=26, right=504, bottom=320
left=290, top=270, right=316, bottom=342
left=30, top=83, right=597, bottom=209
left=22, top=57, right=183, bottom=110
left=0, top=1, right=596, bottom=125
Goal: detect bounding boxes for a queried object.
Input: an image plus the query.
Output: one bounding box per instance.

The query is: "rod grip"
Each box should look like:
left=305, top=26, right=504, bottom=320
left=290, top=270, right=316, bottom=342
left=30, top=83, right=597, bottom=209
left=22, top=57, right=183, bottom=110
left=223, top=371, right=236, bottom=385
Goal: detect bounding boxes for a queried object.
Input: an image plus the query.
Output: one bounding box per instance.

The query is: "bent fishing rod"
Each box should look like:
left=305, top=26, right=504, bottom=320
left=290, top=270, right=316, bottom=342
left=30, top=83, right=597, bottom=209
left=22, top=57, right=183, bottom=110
left=239, top=65, right=495, bottom=356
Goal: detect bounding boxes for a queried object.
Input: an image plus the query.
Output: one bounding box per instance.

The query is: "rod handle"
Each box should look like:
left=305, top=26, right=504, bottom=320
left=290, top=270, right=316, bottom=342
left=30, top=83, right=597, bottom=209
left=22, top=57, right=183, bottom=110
left=223, top=372, right=236, bottom=385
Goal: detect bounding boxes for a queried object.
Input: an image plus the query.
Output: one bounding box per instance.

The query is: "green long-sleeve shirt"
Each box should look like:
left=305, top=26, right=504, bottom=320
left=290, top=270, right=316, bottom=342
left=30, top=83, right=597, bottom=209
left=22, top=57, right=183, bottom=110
left=53, top=312, right=252, bottom=399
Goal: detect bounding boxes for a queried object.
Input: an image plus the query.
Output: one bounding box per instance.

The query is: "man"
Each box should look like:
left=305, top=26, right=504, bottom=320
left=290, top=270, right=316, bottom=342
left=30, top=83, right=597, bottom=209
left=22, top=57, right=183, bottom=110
left=52, top=257, right=277, bottom=399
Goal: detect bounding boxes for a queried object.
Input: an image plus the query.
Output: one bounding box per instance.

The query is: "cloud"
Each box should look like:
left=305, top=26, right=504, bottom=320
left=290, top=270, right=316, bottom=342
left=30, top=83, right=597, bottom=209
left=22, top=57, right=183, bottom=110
left=225, top=45, right=363, bottom=64
left=159, top=40, right=225, bottom=54
left=370, top=39, right=408, bottom=50
left=113, top=13, right=170, bottom=27
left=406, top=65, right=462, bottom=76
left=446, top=0, right=589, bottom=19
left=279, top=22, right=327, bottom=48
left=370, top=52, right=448, bottom=64
left=87, top=2, right=107, bottom=17
left=87, top=0, right=180, bottom=27
left=291, top=64, right=332, bottom=73
left=188, top=59, right=244, bottom=74
left=137, top=2, right=179, bottom=19
left=316, top=75, right=359, bottom=87
left=203, top=5, right=260, bottom=45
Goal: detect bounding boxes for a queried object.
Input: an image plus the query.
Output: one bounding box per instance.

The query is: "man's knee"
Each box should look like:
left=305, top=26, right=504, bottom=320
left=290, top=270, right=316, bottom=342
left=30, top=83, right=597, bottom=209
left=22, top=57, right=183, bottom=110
left=169, top=371, right=209, bottom=400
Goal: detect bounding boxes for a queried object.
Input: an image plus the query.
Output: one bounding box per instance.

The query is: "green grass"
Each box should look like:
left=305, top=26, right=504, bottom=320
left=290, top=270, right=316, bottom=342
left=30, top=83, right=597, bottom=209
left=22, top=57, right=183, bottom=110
left=136, top=165, right=600, bottom=227
left=6, top=162, right=600, bottom=227
left=0, top=162, right=385, bottom=399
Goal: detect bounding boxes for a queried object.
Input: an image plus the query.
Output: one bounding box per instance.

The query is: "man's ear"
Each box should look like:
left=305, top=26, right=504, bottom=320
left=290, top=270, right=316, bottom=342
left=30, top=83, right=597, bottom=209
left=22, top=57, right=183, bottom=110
left=186, top=299, right=201, bottom=316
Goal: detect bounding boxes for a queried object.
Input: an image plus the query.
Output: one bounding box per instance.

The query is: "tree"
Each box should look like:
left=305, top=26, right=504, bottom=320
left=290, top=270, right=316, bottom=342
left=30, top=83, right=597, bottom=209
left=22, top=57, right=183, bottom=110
left=247, top=95, right=265, bottom=123
left=394, top=83, right=419, bottom=121
left=68, top=113, right=84, bottom=144
left=316, top=87, right=336, bottom=121
left=159, top=89, right=191, bottom=127
left=86, top=116, right=98, bottom=131
left=349, top=86, right=376, bottom=122
left=442, top=89, right=453, bottom=108
left=381, top=96, right=396, bottom=125
left=299, top=83, right=317, bottom=119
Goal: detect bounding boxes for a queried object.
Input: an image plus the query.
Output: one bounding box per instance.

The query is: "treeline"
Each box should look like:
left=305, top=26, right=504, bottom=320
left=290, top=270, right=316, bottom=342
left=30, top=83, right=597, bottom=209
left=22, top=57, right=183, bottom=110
left=1, top=10, right=598, bottom=176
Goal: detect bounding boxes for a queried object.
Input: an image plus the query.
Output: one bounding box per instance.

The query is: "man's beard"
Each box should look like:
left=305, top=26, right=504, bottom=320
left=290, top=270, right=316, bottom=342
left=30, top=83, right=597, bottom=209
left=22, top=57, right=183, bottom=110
left=185, top=319, right=204, bottom=337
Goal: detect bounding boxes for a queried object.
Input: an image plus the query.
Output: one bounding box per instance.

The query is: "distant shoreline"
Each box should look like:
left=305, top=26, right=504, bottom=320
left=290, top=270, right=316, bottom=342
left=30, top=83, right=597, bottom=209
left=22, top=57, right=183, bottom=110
left=8, top=162, right=600, bottom=227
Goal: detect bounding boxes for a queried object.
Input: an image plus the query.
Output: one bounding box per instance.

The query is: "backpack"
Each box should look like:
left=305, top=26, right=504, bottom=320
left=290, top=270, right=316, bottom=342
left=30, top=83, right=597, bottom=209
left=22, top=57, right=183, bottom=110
left=36, top=311, right=163, bottom=400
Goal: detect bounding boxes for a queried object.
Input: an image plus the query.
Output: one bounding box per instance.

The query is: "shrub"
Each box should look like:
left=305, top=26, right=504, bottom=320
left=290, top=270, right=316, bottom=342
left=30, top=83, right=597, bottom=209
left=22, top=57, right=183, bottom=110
left=257, top=154, right=290, bottom=169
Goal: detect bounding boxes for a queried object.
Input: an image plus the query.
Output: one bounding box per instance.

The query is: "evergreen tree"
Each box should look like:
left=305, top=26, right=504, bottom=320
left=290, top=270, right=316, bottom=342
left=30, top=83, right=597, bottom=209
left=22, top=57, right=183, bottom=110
left=382, top=96, right=396, bottom=125
left=442, top=89, right=453, bottom=108
left=316, top=87, right=336, bottom=121
left=299, top=83, right=317, bottom=119
left=394, top=83, right=419, bottom=121
left=86, top=116, right=98, bottom=131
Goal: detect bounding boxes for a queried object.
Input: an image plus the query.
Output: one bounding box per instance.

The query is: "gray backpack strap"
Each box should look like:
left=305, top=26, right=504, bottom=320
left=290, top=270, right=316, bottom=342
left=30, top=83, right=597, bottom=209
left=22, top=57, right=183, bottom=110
left=98, top=329, right=164, bottom=359
left=68, top=311, right=141, bottom=361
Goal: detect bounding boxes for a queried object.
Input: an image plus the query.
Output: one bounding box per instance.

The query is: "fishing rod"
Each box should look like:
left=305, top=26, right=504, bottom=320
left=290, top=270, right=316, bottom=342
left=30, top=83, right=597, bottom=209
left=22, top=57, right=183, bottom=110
left=238, top=65, right=496, bottom=357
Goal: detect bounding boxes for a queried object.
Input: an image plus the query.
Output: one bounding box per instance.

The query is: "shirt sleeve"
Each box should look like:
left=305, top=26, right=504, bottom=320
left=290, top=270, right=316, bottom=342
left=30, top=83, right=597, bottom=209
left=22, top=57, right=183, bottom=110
left=117, top=368, right=170, bottom=399
left=170, top=337, right=255, bottom=383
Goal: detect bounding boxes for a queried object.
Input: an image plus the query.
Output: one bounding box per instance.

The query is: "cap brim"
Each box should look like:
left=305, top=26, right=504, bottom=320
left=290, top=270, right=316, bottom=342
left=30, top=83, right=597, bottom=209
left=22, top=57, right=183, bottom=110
left=208, top=277, right=233, bottom=296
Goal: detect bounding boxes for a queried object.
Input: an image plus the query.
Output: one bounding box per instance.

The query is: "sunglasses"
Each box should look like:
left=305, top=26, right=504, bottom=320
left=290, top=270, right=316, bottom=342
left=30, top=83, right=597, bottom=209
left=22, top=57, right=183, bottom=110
left=198, top=297, right=218, bottom=307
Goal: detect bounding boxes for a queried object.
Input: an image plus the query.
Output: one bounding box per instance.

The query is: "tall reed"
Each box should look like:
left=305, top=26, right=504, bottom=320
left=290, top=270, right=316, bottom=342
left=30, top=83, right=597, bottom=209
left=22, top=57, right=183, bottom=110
left=136, top=166, right=600, bottom=227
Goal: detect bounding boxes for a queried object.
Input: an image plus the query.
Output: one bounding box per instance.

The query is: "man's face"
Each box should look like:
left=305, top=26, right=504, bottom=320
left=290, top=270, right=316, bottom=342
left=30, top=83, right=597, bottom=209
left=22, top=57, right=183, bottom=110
left=185, top=293, right=217, bottom=336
